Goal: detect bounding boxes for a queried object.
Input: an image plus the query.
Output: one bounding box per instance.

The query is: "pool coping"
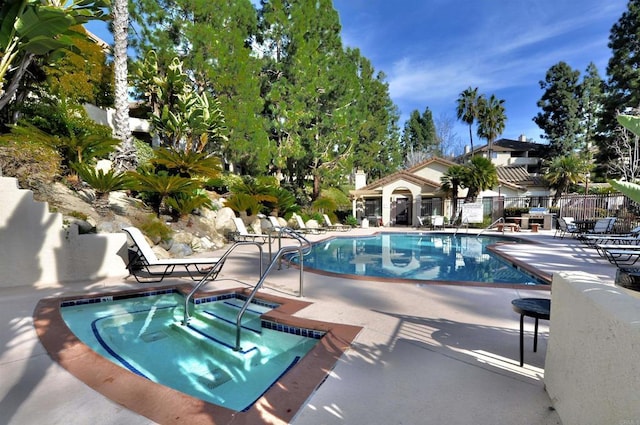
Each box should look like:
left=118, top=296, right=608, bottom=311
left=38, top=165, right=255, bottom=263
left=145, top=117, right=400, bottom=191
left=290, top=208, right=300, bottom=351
left=33, top=284, right=362, bottom=425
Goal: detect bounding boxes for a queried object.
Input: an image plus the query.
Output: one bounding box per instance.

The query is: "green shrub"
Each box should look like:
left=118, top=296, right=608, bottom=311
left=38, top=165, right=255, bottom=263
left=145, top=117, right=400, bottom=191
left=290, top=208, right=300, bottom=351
left=0, top=136, right=61, bottom=192
left=138, top=215, right=172, bottom=242
left=504, top=207, right=529, bottom=217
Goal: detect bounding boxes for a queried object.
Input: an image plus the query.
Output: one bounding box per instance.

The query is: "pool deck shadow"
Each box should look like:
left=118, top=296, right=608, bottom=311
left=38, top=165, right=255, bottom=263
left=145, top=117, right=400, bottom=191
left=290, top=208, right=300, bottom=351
left=0, top=227, right=618, bottom=424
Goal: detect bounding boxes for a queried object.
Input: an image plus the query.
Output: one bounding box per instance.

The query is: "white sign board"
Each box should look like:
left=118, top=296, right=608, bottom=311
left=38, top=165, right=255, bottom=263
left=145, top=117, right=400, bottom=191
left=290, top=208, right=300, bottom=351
left=461, top=202, right=483, bottom=224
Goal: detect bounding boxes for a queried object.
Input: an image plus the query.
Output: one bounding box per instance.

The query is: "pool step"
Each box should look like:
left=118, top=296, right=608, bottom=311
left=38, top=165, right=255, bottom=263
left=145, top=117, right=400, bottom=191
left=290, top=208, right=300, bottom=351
left=169, top=321, right=264, bottom=370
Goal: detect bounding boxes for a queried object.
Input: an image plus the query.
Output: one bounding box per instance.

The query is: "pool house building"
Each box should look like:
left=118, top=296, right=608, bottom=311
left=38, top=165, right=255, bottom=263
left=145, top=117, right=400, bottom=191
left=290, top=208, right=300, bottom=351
left=350, top=148, right=550, bottom=227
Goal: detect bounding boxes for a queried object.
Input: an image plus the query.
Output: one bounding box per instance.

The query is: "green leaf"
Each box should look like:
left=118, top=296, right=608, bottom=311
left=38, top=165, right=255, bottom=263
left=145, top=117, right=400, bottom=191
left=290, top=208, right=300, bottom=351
left=609, top=180, right=640, bottom=204
left=21, top=35, right=71, bottom=55
left=15, top=7, right=75, bottom=40
left=617, top=115, right=640, bottom=138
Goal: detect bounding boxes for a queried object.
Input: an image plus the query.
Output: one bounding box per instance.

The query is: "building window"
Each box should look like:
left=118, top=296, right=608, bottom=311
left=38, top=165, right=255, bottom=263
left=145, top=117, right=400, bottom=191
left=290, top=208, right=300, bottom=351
left=364, top=198, right=381, bottom=217
left=420, top=198, right=443, bottom=216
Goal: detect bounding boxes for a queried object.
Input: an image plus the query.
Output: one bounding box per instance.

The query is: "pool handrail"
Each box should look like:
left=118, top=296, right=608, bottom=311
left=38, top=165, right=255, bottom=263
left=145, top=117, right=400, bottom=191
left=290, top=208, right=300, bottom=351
left=234, top=228, right=312, bottom=351
left=182, top=241, right=264, bottom=325
left=477, top=217, right=505, bottom=237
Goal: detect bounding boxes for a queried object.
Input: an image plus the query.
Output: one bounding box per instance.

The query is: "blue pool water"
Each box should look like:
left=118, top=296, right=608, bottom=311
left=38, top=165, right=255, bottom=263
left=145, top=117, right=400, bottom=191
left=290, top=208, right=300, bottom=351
left=60, top=290, right=321, bottom=411
left=294, top=232, right=545, bottom=285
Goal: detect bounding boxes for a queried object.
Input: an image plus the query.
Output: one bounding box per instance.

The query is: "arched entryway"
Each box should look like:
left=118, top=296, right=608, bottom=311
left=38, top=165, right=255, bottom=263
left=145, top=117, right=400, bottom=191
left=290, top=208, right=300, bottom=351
left=390, top=188, right=412, bottom=226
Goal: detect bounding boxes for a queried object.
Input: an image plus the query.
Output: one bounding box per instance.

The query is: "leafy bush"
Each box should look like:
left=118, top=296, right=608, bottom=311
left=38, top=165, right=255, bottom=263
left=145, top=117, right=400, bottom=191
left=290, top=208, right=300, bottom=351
left=133, top=138, right=155, bottom=167
left=345, top=215, right=358, bottom=227
left=504, top=207, right=529, bottom=217
left=224, top=193, right=261, bottom=217
left=0, top=136, right=61, bottom=192
left=165, top=191, right=213, bottom=223
left=128, top=168, right=199, bottom=216
left=137, top=215, right=173, bottom=243
left=74, top=164, right=134, bottom=215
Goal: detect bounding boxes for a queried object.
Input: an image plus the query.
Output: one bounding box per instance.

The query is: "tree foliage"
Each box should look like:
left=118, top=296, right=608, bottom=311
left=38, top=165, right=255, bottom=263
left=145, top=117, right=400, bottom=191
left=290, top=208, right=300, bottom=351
left=534, top=61, right=582, bottom=158
left=544, top=154, right=591, bottom=205
left=401, top=107, right=437, bottom=161
left=477, top=94, right=506, bottom=157
left=598, top=0, right=640, bottom=169
left=461, top=155, right=498, bottom=202
left=456, top=86, right=481, bottom=154
left=0, top=0, right=110, bottom=114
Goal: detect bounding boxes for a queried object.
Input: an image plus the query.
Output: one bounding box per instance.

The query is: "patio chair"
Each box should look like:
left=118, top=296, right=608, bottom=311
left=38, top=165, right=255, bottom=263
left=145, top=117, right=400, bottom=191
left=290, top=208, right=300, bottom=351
left=123, top=226, right=223, bottom=283
left=416, top=216, right=428, bottom=228
left=432, top=215, right=445, bottom=230
left=581, top=226, right=640, bottom=248
left=232, top=217, right=270, bottom=244
left=554, top=217, right=579, bottom=239
left=292, top=213, right=326, bottom=234
left=598, top=245, right=640, bottom=267
left=323, top=214, right=350, bottom=232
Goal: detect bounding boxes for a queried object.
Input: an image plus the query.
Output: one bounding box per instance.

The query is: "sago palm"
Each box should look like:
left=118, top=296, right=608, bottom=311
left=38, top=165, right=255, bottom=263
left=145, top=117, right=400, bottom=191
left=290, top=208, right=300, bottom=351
left=544, top=154, right=590, bottom=205
left=463, top=156, right=498, bottom=202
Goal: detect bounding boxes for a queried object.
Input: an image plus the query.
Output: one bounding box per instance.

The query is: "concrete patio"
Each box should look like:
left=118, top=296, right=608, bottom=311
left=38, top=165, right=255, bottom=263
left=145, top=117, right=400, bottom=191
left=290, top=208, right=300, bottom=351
left=0, top=228, right=620, bottom=424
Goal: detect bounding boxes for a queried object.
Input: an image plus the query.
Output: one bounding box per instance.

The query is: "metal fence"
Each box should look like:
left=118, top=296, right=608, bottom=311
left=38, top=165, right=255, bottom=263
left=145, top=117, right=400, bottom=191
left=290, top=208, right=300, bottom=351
left=421, top=194, right=640, bottom=231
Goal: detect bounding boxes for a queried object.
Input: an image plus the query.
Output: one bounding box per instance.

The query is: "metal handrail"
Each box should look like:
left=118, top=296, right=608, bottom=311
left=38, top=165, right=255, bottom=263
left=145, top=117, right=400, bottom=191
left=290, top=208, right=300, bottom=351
left=477, top=217, right=505, bottom=237
left=182, top=241, right=264, bottom=325
left=234, top=227, right=311, bottom=351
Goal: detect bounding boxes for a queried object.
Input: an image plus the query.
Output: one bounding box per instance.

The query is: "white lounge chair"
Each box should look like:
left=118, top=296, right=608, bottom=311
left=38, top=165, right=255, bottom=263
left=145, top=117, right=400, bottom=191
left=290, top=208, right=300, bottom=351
left=123, top=226, right=222, bottom=283
left=323, top=214, right=350, bottom=232
left=431, top=215, right=445, bottom=230
left=292, top=213, right=326, bottom=234
left=232, top=217, right=270, bottom=244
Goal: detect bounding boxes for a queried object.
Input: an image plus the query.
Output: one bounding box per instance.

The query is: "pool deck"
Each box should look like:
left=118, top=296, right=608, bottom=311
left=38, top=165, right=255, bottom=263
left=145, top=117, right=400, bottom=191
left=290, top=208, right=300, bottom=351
left=0, top=227, right=619, bottom=424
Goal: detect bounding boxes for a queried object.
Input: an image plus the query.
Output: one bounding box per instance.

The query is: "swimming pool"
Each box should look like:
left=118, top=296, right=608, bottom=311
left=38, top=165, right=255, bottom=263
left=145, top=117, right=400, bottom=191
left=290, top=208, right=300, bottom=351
left=294, top=232, right=547, bottom=286
left=36, top=285, right=361, bottom=424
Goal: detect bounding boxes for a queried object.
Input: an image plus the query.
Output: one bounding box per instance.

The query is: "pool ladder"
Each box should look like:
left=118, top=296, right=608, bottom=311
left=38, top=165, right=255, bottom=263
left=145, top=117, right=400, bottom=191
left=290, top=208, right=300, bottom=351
left=182, top=227, right=312, bottom=351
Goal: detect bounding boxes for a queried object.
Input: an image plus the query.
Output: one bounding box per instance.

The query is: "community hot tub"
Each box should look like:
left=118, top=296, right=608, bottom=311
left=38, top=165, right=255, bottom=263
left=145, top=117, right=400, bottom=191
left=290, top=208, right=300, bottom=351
left=34, top=284, right=361, bottom=425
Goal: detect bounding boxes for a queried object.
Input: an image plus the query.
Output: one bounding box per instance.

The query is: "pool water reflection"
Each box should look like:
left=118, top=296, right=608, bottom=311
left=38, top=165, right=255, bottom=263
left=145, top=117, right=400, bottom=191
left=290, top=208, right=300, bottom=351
left=295, top=233, right=545, bottom=286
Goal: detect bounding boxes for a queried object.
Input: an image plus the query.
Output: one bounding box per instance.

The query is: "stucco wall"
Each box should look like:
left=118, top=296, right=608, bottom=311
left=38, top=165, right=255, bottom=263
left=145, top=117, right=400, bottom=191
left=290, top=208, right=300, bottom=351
left=0, top=176, right=128, bottom=288
left=545, top=271, right=640, bottom=425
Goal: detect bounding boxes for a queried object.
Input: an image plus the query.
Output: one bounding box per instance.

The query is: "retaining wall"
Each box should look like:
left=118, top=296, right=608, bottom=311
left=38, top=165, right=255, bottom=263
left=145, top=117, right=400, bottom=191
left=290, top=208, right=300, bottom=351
left=0, top=175, right=128, bottom=288
left=545, top=271, right=640, bottom=425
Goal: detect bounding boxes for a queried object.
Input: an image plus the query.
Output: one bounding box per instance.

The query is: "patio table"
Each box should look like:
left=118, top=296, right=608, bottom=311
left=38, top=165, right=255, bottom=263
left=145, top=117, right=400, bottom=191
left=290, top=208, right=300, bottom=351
left=511, top=298, right=551, bottom=367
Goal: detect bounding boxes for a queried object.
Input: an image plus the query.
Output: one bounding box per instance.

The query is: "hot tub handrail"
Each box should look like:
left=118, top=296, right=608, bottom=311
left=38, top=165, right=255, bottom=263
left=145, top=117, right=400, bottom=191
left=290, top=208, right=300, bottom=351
left=183, top=241, right=264, bottom=325
left=234, top=228, right=311, bottom=351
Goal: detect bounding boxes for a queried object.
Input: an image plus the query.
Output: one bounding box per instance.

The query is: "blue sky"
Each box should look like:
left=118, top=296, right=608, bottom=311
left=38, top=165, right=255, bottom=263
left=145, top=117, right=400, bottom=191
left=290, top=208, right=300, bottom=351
left=333, top=0, right=628, bottom=146
left=88, top=1, right=629, bottom=149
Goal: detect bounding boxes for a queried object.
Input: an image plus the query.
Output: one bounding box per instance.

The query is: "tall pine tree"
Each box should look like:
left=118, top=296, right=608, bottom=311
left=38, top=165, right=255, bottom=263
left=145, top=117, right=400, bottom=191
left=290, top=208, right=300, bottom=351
left=534, top=61, right=581, bottom=158
left=598, top=0, right=640, bottom=170
left=131, top=0, right=269, bottom=173
left=401, top=107, right=437, bottom=160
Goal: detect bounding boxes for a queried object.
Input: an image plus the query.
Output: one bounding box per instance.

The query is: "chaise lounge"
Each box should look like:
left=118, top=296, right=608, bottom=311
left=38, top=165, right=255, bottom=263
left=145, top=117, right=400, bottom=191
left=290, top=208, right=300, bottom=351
left=123, top=226, right=223, bottom=283
left=232, top=217, right=270, bottom=244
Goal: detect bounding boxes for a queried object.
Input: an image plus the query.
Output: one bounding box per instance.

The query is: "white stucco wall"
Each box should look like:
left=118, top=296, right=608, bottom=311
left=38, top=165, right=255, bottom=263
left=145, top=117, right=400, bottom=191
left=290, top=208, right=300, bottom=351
left=0, top=176, right=128, bottom=288
left=545, top=271, right=640, bottom=425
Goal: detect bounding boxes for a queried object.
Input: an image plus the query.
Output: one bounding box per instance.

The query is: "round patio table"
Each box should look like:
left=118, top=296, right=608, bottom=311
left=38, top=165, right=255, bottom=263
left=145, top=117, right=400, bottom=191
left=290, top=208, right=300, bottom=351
left=511, top=298, right=551, bottom=367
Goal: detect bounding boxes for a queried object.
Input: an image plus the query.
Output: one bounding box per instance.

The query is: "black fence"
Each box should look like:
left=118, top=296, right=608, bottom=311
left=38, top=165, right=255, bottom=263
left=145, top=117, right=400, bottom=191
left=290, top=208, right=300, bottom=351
left=419, top=194, right=640, bottom=231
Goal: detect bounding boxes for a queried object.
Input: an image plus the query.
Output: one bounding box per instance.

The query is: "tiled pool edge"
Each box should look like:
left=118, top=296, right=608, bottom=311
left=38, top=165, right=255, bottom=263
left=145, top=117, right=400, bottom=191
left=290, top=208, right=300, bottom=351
left=34, top=284, right=362, bottom=425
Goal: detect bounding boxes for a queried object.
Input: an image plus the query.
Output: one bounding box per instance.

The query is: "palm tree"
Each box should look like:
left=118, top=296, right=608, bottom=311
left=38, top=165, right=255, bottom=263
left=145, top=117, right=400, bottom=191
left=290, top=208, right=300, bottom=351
left=477, top=94, right=506, bottom=159
left=463, top=156, right=498, bottom=202
left=456, top=87, right=481, bottom=155
left=440, top=164, right=467, bottom=218
left=544, top=154, right=590, bottom=205
left=111, top=0, right=137, bottom=171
